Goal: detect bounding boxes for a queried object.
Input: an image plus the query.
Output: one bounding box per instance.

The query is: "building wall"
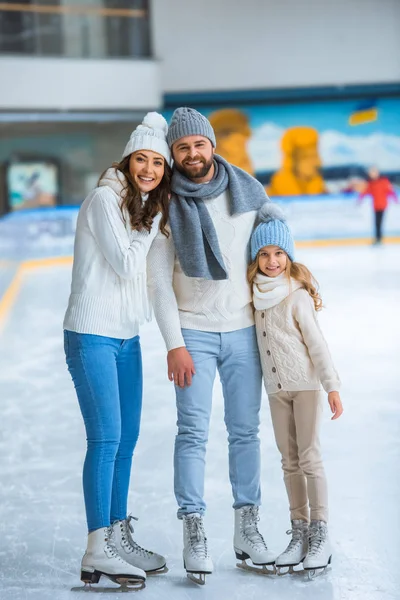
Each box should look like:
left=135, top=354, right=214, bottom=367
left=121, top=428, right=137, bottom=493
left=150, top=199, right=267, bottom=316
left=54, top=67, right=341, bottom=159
left=0, top=57, right=160, bottom=110
left=0, top=122, right=136, bottom=213
left=0, top=0, right=156, bottom=111
left=151, top=0, right=400, bottom=93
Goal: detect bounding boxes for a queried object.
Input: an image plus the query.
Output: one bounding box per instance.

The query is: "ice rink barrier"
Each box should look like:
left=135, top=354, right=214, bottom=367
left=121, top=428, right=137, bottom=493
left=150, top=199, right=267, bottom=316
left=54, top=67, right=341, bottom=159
left=0, top=207, right=77, bottom=303
left=279, top=191, right=400, bottom=242
left=0, top=206, right=77, bottom=262
left=0, top=191, right=399, bottom=272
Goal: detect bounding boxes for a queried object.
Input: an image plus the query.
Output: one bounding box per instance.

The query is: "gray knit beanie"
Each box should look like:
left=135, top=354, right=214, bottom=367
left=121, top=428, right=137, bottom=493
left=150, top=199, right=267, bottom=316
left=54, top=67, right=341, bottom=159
left=167, top=107, right=216, bottom=148
left=251, top=203, right=295, bottom=262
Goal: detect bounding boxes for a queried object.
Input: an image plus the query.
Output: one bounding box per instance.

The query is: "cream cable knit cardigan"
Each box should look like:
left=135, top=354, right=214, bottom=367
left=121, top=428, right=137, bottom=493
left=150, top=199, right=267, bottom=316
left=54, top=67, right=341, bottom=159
left=63, top=168, right=161, bottom=339
left=254, top=286, right=341, bottom=394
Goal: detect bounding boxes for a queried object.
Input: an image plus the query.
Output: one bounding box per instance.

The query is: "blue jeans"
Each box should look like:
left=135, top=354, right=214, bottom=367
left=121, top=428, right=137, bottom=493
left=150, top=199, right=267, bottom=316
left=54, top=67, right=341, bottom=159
left=64, top=331, right=143, bottom=532
left=175, top=326, right=262, bottom=518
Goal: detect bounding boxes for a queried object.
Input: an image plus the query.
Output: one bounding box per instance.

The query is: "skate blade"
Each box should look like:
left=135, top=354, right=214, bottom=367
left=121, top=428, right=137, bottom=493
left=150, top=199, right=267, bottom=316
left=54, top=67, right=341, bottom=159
left=236, top=560, right=276, bottom=576
left=186, top=572, right=207, bottom=586
left=146, top=565, right=169, bottom=576
left=276, top=564, right=305, bottom=577
left=71, top=582, right=145, bottom=593
left=305, top=555, right=332, bottom=580
left=306, top=567, right=328, bottom=581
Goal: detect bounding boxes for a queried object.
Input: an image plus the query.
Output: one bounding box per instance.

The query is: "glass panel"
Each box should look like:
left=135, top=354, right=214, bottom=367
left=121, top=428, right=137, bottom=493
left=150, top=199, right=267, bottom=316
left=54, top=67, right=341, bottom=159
left=0, top=0, right=151, bottom=58
left=35, top=13, right=63, bottom=55
left=0, top=4, right=35, bottom=54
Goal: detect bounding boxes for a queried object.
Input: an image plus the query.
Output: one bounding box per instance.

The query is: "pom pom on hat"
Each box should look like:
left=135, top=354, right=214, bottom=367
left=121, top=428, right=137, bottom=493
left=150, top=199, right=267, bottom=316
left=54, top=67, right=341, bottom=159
left=142, top=111, right=168, bottom=135
left=122, top=111, right=171, bottom=165
left=258, top=202, right=287, bottom=224
left=250, top=201, right=295, bottom=262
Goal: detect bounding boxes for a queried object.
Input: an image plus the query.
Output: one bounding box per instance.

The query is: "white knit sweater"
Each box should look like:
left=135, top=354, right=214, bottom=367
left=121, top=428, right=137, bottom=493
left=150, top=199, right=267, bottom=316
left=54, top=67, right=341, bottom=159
left=147, top=190, right=258, bottom=350
left=255, top=287, right=341, bottom=394
left=63, top=168, right=161, bottom=339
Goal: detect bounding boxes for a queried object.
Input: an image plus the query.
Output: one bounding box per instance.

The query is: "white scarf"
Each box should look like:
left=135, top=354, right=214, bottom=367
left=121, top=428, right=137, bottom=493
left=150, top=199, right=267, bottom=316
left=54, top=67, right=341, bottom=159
left=253, top=272, right=302, bottom=310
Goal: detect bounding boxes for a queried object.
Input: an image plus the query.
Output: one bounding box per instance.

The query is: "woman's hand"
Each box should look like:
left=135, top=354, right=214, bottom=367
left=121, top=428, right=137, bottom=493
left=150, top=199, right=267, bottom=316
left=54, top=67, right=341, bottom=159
left=328, top=391, right=343, bottom=420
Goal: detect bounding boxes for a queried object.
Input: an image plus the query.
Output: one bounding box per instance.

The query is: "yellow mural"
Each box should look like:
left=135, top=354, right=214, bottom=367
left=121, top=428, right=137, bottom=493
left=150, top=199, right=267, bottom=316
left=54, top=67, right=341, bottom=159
left=268, top=126, right=326, bottom=196
left=207, top=110, right=327, bottom=196
left=208, top=109, right=254, bottom=175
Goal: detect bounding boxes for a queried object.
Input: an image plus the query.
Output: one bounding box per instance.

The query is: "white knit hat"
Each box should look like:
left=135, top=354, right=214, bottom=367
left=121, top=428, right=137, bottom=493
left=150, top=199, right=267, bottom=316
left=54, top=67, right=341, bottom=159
left=122, top=112, right=171, bottom=165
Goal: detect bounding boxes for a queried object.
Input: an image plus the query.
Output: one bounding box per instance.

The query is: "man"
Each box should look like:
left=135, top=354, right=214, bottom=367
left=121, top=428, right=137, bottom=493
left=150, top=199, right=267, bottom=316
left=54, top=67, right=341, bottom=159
left=147, top=108, right=275, bottom=582
left=358, top=166, right=398, bottom=245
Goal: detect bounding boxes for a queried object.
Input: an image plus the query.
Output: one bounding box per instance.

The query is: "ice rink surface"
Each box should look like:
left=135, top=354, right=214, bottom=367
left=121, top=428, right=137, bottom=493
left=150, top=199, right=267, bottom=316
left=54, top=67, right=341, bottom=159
left=1, top=244, right=399, bottom=600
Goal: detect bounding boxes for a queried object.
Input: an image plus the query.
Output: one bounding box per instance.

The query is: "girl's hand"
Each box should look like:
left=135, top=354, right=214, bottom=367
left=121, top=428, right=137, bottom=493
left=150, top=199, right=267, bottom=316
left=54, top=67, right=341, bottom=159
left=328, top=391, right=343, bottom=420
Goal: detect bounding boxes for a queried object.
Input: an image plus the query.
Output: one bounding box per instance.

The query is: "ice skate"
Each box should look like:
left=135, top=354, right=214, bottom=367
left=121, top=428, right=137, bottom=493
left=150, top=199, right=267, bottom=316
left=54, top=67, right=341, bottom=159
left=303, top=520, right=332, bottom=579
left=234, top=505, right=276, bottom=575
left=275, top=520, right=308, bottom=576
left=76, top=526, right=146, bottom=592
left=182, top=513, right=213, bottom=585
left=112, top=515, right=167, bottom=574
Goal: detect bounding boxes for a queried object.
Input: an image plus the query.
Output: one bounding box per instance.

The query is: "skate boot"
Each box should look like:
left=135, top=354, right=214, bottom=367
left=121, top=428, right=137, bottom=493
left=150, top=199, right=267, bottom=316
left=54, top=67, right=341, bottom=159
left=234, top=505, right=276, bottom=574
left=112, top=515, right=167, bottom=574
left=275, top=520, right=309, bottom=575
left=182, top=513, right=213, bottom=585
left=80, top=526, right=146, bottom=590
left=303, top=520, right=332, bottom=579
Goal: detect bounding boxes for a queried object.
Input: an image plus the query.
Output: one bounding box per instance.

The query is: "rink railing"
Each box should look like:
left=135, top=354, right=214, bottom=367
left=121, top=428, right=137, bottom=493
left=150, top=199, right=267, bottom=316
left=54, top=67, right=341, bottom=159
left=1, top=194, right=399, bottom=331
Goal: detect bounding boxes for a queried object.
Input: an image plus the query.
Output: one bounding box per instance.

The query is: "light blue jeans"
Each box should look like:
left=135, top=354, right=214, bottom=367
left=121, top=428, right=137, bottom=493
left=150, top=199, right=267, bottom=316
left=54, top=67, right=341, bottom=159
left=64, top=331, right=143, bottom=532
left=175, top=326, right=263, bottom=518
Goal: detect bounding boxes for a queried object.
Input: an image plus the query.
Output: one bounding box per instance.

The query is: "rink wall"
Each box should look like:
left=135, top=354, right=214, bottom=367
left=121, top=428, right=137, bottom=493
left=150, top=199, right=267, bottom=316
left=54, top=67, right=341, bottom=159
left=1, top=195, right=399, bottom=327
left=0, top=207, right=76, bottom=329
left=1, top=195, right=400, bottom=264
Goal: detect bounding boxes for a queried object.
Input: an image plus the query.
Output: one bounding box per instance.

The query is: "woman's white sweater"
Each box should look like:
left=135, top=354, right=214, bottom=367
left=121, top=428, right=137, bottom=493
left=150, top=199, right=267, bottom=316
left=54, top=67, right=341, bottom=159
left=255, top=286, right=341, bottom=394
left=63, top=168, right=161, bottom=339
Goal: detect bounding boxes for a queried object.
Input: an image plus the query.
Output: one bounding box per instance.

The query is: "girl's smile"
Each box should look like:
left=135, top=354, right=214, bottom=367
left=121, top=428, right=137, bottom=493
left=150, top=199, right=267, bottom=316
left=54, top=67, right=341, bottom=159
left=258, top=245, right=287, bottom=277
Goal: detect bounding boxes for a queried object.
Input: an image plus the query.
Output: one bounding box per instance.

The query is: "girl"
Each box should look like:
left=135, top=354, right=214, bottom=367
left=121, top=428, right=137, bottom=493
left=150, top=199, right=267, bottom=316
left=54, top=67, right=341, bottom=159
left=248, top=203, right=343, bottom=576
left=63, top=112, right=172, bottom=589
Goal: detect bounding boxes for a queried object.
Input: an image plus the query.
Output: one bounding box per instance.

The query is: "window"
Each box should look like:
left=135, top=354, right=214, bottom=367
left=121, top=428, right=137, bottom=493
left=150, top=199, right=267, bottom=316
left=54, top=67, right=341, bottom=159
left=105, top=1, right=151, bottom=58
left=0, top=1, right=151, bottom=58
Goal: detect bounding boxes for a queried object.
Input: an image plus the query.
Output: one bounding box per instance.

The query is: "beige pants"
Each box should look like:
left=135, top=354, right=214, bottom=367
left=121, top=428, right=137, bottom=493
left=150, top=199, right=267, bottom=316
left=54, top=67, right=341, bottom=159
left=268, top=390, right=328, bottom=523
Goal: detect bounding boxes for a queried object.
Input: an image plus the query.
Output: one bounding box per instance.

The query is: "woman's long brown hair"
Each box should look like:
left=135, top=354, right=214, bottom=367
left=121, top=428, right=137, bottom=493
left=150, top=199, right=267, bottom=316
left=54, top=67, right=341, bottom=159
left=99, top=154, right=172, bottom=237
left=247, top=253, right=323, bottom=311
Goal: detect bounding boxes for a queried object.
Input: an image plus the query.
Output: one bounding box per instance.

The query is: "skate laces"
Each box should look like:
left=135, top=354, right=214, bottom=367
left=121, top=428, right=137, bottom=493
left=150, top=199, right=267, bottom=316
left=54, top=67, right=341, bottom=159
left=284, top=524, right=307, bottom=555
left=308, top=522, right=327, bottom=556
left=185, top=515, right=208, bottom=559
left=240, top=506, right=267, bottom=550
left=120, top=515, right=154, bottom=558
left=105, top=526, right=127, bottom=563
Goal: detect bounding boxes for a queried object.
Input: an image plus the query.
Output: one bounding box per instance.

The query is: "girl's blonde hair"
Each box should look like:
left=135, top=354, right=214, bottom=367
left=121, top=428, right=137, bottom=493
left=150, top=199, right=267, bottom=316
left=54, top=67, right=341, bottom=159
left=247, top=252, right=323, bottom=311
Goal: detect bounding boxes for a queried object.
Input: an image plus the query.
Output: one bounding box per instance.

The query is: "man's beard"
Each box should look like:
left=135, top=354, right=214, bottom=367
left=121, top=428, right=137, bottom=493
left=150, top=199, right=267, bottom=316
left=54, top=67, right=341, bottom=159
left=175, top=156, right=214, bottom=180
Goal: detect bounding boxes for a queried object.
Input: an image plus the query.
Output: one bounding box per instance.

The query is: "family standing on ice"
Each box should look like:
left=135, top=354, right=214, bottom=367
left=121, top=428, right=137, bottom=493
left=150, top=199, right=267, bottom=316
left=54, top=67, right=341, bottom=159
left=63, top=108, right=344, bottom=590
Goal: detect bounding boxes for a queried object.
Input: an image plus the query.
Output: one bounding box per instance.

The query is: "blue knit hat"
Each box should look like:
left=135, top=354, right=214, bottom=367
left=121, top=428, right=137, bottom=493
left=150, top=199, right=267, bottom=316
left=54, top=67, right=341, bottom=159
left=250, top=203, right=295, bottom=262
left=167, top=107, right=216, bottom=148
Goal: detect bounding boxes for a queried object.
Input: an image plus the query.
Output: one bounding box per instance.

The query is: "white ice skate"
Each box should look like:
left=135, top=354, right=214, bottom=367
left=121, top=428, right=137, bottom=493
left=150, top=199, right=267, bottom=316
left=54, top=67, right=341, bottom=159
left=234, top=505, right=276, bottom=575
left=78, top=526, right=146, bottom=591
left=182, top=513, right=213, bottom=585
left=112, top=515, right=167, bottom=574
left=303, top=520, right=332, bottom=579
left=275, top=520, right=309, bottom=575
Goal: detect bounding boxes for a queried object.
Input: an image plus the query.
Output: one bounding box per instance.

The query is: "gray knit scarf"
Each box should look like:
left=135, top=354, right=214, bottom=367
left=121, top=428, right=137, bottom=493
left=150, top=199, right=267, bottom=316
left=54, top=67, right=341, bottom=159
left=169, top=154, right=268, bottom=280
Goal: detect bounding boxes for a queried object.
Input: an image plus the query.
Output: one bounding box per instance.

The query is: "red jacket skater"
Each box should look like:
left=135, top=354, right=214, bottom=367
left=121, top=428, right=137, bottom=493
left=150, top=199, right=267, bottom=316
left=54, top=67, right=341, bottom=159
left=359, top=176, right=397, bottom=212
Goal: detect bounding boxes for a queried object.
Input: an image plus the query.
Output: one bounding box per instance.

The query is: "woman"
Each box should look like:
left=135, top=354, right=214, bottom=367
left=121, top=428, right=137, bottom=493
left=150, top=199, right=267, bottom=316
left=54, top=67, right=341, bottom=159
left=63, top=112, right=171, bottom=589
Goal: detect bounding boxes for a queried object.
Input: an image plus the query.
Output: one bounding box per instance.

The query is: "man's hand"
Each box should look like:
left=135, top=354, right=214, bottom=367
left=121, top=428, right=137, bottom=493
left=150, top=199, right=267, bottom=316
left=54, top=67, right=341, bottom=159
left=167, top=347, right=196, bottom=388
left=328, top=391, right=343, bottom=420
